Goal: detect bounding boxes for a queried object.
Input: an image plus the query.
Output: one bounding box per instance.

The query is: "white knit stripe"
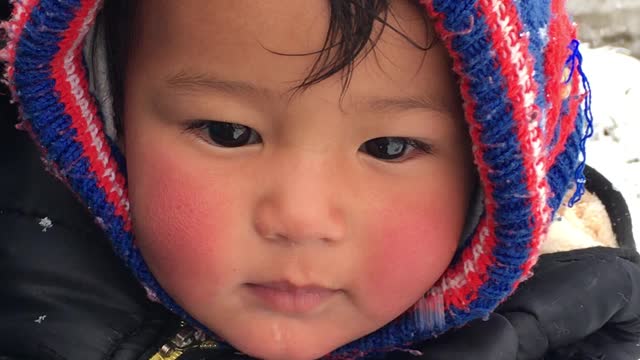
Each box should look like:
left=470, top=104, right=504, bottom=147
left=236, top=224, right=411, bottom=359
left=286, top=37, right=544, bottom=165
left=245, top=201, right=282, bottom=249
left=435, top=223, right=489, bottom=297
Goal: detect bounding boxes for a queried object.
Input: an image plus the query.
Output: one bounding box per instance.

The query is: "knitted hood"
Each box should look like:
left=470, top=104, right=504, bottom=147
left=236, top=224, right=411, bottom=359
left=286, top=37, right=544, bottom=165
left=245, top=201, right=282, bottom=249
left=1, top=0, right=592, bottom=358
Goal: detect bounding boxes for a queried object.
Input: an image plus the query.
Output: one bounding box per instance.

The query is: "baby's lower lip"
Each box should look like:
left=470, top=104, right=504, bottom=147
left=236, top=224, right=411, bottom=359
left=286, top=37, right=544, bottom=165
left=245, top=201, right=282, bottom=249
left=246, top=282, right=337, bottom=314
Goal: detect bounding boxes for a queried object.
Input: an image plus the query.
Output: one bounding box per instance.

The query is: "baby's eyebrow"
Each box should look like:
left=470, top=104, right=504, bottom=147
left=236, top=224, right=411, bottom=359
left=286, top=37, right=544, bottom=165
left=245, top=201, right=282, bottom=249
left=164, top=71, right=272, bottom=98
left=361, top=96, right=454, bottom=116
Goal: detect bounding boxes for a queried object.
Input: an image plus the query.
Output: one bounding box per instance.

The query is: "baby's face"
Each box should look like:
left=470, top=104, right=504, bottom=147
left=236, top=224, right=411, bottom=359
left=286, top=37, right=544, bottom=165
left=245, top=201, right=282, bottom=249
left=123, top=1, right=473, bottom=359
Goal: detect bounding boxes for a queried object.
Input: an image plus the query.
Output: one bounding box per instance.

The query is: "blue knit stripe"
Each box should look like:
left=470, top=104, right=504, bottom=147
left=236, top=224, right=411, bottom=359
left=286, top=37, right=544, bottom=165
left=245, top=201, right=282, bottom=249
left=546, top=111, right=583, bottom=211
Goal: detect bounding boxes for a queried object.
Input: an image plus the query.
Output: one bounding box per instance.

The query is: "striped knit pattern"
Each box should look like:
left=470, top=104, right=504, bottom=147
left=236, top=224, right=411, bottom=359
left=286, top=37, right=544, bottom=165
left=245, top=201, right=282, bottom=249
left=1, top=0, right=588, bottom=358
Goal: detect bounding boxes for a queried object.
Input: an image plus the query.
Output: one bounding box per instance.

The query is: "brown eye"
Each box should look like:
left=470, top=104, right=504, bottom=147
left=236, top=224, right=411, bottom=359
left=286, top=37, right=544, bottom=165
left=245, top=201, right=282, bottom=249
left=189, top=120, right=262, bottom=147
left=360, top=137, right=432, bottom=161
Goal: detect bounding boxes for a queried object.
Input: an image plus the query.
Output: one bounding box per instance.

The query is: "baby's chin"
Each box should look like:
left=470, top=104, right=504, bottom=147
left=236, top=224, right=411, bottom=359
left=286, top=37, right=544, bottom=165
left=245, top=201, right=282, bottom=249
left=206, top=311, right=376, bottom=360
left=222, top=324, right=342, bottom=360
left=232, top=337, right=336, bottom=360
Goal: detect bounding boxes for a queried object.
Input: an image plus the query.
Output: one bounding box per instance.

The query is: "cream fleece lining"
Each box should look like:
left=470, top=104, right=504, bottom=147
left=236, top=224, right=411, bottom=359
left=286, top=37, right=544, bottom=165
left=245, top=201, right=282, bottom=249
left=541, top=190, right=618, bottom=254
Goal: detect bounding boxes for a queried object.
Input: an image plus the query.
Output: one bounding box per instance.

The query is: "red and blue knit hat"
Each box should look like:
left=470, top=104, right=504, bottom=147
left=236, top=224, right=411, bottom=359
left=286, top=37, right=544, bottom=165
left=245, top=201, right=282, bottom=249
left=1, top=0, right=593, bottom=358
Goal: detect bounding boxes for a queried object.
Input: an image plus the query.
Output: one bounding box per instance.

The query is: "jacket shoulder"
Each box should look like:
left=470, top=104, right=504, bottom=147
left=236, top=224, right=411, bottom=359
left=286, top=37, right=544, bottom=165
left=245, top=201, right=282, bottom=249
left=0, top=105, right=178, bottom=359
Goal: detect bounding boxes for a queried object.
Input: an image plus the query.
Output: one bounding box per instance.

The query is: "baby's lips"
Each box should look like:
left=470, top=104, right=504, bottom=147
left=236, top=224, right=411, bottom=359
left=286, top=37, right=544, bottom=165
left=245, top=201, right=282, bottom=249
left=246, top=280, right=339, bottom=314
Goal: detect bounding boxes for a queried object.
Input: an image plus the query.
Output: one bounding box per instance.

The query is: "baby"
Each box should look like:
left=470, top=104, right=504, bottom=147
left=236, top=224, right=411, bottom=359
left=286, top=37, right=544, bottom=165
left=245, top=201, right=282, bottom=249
left=119, top=1, right=473, bottom=358
left=2, top=0, right=639, bottom=359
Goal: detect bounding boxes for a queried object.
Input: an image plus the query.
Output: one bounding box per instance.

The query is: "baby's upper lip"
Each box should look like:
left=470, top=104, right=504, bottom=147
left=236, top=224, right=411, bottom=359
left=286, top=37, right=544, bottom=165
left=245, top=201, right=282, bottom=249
left=248, top=280, right=337, bottom=293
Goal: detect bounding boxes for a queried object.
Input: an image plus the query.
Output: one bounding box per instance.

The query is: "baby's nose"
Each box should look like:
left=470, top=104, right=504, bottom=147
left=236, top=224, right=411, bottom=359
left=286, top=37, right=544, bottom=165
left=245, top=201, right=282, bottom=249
left=252, top=158, right=346, bottom=246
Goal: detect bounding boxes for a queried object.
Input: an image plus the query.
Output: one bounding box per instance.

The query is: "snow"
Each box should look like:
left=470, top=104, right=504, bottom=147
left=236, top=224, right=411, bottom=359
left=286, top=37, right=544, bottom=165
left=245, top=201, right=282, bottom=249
left=38, top=217, right=53, bottom=232
left=581, top=46, right=640, bottom=242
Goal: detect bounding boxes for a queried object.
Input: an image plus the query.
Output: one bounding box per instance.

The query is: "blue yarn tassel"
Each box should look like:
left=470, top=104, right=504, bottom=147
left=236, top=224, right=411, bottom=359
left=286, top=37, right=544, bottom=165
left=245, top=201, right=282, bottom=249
left=565, top=39, right=594, bottom=207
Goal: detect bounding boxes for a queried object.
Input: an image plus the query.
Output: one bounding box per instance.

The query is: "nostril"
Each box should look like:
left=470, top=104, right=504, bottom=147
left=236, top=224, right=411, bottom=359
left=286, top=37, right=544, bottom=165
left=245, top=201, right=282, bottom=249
left=254, top=217, right=293, bottom=244
left=254, top=214, right=342, bottom=246
left=270, top=233, right=299, bottom=247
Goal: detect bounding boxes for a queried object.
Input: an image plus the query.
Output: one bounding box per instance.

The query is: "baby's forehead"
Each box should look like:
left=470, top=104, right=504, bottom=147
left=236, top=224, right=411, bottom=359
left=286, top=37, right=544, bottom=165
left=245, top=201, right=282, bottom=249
left=130, top=0, right=433, bottom=75
left=128, top=1, right=456, bottom=112
left=134, top=0, right=431, bottom=45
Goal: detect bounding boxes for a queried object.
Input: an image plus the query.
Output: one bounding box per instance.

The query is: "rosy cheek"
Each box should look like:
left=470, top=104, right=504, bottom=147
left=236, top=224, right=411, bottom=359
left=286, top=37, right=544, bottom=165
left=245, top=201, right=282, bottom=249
left=129, top=148, right=235, bottom=301
left=361, top=201, right=460, bottom=313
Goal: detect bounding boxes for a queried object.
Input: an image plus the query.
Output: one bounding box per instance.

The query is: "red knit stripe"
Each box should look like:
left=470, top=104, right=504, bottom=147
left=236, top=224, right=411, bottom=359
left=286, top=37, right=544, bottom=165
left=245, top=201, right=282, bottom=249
left=547, top=78, right=582, bottom=168
left=541, top=0, right=571, bottom=154
left=49, top=0, right=132, bottom=231
left=545, top=2, right=581, bottom=168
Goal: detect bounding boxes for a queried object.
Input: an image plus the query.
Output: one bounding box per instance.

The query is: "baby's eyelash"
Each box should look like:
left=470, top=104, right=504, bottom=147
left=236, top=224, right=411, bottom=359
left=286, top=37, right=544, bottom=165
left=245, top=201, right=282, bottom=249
left=406, top=139, right=434, bottom=155
left=184, top=120, right=212, bottom=132
left=358, top=137, right=435, bottom=163
left=183, top=120, right=262, bottom=148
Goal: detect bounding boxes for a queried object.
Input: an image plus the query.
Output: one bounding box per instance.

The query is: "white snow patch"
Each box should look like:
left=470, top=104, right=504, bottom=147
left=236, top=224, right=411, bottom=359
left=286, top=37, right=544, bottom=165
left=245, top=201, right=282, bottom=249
left=34, top=315, right=46, bottom=324
left=581, top=46, right=639, bottom=242
left=38, top=217, right=53, bottom=232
